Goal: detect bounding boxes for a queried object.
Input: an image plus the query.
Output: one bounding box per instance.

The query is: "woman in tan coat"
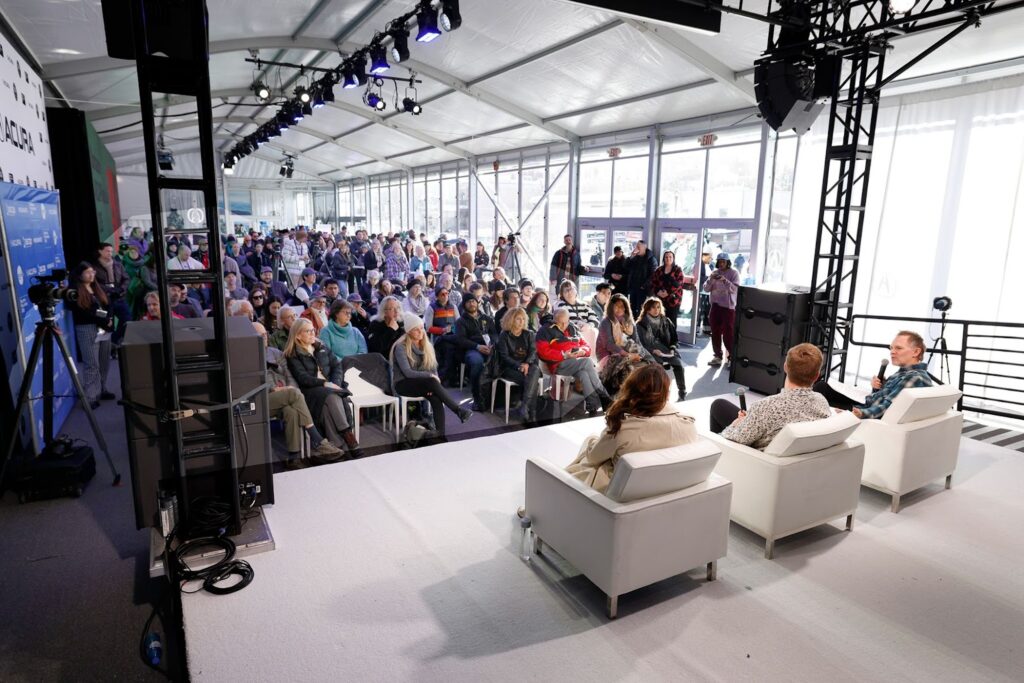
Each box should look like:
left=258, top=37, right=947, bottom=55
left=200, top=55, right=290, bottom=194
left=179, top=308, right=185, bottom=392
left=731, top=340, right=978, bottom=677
left=565, top=364, right=698, bottom=493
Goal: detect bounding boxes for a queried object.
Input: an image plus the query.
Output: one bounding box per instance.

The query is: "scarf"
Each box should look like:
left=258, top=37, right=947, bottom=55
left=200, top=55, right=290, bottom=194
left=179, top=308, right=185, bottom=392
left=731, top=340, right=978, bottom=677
left=611, top=315, right=633, bottom=347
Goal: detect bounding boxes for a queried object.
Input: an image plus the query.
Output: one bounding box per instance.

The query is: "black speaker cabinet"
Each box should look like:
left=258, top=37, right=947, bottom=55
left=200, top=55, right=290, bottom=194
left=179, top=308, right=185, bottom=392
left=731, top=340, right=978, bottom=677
left=119, top=317, right=274, bottom=530
left=730, top=284, right=811, bottom=395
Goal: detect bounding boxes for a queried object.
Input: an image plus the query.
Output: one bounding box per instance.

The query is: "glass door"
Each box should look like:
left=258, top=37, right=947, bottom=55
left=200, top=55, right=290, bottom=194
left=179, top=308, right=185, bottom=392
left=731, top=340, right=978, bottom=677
left=656, top=222, right=703, bottom=346
left=576, top=219, right=644, bottom=299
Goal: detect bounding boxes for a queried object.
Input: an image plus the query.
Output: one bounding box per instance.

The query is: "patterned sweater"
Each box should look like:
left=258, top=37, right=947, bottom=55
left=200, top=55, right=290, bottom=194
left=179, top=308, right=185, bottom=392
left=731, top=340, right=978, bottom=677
left=721, top=387, right=832, bottom=450
left=857, top=362, right=933, bottom=419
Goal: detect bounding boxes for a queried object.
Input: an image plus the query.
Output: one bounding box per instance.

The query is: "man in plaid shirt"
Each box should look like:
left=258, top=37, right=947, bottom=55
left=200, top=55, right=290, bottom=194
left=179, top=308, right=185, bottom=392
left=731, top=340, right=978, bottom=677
left=815, top=330, right=933, bottom=419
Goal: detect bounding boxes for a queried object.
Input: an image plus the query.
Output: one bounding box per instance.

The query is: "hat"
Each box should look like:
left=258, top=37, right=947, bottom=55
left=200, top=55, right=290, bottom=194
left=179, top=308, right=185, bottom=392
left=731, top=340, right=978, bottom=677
left=701, top=244, right=715, bottom=255
left=402, top=312, right=424, bottom=333
left=346, top=292, right=363, bottom=303
left=716, top=252, right=731, bottom=262
left=517, top=278, right=534, bottom=289
left=407, top=278, right=422, bottom=290
left=301, top=267, right=316, bottom=277
left=309, top=292, right=326, bottom=302
left=261, top=266, right=273, bottom=273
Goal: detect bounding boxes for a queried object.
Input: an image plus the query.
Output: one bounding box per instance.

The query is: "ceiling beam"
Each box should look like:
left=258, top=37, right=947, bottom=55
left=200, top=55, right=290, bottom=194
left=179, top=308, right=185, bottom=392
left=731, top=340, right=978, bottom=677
left=99, top=115, right=408, bottom=172
left=620, top=18, right=756, bottom=103
left=88, top=88, right=254, bottom=121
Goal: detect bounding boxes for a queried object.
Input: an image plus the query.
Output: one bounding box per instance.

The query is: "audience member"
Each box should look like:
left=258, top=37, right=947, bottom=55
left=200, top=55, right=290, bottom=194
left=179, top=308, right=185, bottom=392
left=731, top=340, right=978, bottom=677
left=453, top=295, right=495, bottom=411
left=711, top=343, right=831, bottom=446
left=168, top=283, right=201, bottom=318
left=649, top=250, right=686, bottom=347
left=142, top=290, right=183, bottom=320
left=294, top=267, right=320, bottom=306
left=636, top=297, right=686, bottom=401
left=347, top=292, right=371, bottom=334
left=590, top=282, right=611, bottom=321
left=367, top=295, right=405, bottom=358
left=554, top=279, right=598, bottom=329
left=526, top=290, right=552, bottom=332
left=403, top=279, right=430, bottom=317
left=536, top=308, right=610, bottom=415
left=167, top=243, right=204, bottom=270
left=70, top=262, right=114, bottom=409
left=224, top=271, right=248, bottom=301
left=320, top=299, right=368, bottom=360
left=228, top=299, right=256, bottom=320
left=270, top=305, right=300, bottom=350
left=549, top=234, right=581, bottom=290
left=496, top=307, right=540, bottom=423
left=259, top=266, right=290, bottom=303
left=493, top=287, right=521, bottom=328
left=603, top=245, right=627, bottom=295
left=625, top=240, right=658, bottom=315
left=301, top=293, right=328, bottom=333
left=813, top=331, right=933, bottom=419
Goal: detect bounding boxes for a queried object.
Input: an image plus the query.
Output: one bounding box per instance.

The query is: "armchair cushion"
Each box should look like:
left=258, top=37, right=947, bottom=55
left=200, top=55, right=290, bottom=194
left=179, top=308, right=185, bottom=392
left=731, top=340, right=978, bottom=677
left=764, top=411, right=860, bottom=457
left=880, top=385, right=962, bottom=425
left=605, top=440, right=721, bottom=503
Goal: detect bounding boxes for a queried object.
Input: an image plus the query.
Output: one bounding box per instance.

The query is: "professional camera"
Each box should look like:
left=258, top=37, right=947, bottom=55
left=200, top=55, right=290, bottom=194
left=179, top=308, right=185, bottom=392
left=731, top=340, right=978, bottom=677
left=27, top=269, right=78, bottom=309
left=932, top=296, right=953, bottom=313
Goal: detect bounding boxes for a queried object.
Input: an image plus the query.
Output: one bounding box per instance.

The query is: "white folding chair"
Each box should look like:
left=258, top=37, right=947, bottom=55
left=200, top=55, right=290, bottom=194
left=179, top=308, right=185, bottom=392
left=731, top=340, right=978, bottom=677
left=344, top=368, right=399, bottom=442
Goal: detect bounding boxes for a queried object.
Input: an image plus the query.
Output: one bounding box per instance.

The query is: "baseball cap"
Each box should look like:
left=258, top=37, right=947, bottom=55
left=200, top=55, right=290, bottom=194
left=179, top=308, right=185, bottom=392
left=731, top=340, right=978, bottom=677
left=301, top=267, right=316, bottom=277
left=346, top=293, right=363, bottom=303
left=261, top=266, right=273, bottom=273
left=716, top=252, right=731, bottom=262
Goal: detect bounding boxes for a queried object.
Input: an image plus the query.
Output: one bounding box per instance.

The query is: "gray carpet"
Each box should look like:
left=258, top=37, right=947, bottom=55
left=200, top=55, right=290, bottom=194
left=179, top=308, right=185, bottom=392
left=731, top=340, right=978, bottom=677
left=0, top=337, right=739, bottom=681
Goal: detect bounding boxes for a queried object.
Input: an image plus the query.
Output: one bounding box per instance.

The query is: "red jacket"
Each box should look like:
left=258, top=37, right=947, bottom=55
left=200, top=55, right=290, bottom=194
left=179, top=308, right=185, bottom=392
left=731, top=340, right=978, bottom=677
left=536, top=323, right=590, bottom=373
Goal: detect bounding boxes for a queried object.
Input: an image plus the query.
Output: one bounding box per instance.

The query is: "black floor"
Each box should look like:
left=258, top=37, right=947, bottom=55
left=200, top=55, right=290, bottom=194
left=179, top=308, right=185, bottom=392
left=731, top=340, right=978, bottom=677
left=0, top=334, right=737, bottom=681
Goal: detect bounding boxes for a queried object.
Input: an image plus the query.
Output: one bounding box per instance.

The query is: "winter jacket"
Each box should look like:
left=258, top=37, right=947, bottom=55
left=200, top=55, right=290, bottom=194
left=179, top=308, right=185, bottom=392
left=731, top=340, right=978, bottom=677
left=625, top=251, right=658, bottom=292
left=536, top=323, right=590, bottom=373
left=649, top=264, right=686, bottom=308
left=366, top=319, right=404, bottom=359
left=496, top=329, right=537, bottom=372
left=453, top=312, right=495, bottom=351
left=595, top=317, right=653, bottom=362
left=636, top=315, right=675, bottom=355
left=424, top=301, right=457, bottom=336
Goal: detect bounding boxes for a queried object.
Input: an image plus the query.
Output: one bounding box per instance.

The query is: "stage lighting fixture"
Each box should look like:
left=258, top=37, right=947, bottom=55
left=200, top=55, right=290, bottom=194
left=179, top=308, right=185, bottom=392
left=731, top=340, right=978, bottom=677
left=440, top=0, right=462, bottom=31
left=276, top=109, right=291, bottom=129
left=268, top=122, right=281, bottom=137
left=296, top=86, right=311, bottom=103
left=889, top=0, right=916, bottom=13
left=364, top=91, right=386, bottom=111
left=255, top=128, right=268, bottom=143
left=342, top=64, right=359, bottom=89
left=402, top=97, right=422, bottom=115
left=223, top=162, right=235, bottom=176
left=369, top=43, right=390, bottom=75
left=253, top=80, right=271, bottom=101
left=280, top=157, right=295, bottom=179
left=389, top=26, right=410, bottom=62
left=319, top=74, right=337, bottom=103
left=290, top=102, right=304, bottom=123
left=754, top=53, right=837, bottom=134
left=416, top=2, right=442, bottom=42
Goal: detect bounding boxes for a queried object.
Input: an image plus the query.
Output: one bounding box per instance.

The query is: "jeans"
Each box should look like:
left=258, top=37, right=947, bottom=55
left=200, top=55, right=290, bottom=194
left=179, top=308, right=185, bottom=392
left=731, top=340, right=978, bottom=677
left=463, top=349, right=487, bottom=402
left=74, top=324, right=111, bottom=403
left=555, top=357, right=607, bottom=410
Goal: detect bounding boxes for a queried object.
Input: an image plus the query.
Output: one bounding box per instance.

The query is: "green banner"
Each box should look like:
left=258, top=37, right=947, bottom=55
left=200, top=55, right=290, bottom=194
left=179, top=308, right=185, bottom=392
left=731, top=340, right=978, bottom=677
left=85, top=120, right=121, bottom=244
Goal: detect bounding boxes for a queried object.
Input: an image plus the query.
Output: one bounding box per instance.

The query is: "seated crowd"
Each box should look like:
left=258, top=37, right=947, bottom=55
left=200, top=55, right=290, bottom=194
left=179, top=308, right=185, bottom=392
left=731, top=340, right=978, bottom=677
left=75, top=225, right=933, bottom=474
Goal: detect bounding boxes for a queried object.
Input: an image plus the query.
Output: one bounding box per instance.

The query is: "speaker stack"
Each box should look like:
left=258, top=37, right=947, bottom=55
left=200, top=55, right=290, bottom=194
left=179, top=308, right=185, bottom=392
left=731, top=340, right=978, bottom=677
left=729, top=284, right=811, bottom=395
left=119, top=317, right=274, bottom=530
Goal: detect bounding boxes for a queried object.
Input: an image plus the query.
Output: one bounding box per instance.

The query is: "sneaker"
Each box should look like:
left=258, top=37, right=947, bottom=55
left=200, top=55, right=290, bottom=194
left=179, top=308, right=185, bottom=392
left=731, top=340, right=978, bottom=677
left=284, top=458, right=310, bottom=470
left=708, top=356, right=723, bottom=367
left=100, top=391, right=116, bottom=401
left=310, top=440, right=345, bottom=463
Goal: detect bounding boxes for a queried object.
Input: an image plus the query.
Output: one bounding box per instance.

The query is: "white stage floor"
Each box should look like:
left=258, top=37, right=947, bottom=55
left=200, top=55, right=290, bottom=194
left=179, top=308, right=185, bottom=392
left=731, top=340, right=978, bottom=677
left=182, top=398, right=1024, bottom=682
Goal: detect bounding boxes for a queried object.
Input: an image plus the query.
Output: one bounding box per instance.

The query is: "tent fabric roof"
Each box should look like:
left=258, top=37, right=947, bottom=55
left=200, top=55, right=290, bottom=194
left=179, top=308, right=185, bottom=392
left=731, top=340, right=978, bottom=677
left=7, top=0, right=1024, bottom=182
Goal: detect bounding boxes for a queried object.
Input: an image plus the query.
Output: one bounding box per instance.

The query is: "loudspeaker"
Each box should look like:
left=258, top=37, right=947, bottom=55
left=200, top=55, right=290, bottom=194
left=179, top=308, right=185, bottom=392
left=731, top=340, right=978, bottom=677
left=729, top=284, right=811, bottom=395
left=119, top=317, right=274, bottom=530
left=101, top=0, right=209, bottom=62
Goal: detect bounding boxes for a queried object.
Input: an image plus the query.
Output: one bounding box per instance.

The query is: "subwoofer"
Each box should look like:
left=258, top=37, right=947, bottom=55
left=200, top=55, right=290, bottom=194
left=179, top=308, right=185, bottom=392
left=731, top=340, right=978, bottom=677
left=729, top=284, right=811, bottom=395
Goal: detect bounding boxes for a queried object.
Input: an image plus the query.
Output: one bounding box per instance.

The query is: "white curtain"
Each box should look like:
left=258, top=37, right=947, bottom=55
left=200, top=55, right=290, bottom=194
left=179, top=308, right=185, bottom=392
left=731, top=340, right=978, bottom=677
left=783, top=75, right=1024, bottom=416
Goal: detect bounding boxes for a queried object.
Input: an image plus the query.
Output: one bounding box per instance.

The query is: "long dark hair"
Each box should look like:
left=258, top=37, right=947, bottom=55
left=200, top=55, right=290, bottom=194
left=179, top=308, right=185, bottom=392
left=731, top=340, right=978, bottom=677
left=74, top=263, right=108, bottom=311
left=605, top=364, right=670, bottom=435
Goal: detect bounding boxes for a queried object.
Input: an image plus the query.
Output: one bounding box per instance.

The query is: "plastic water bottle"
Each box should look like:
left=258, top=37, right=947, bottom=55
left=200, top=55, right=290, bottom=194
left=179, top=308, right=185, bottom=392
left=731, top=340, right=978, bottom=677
left=145, top=633, right=162, bottom=666
left=519, top=516, right=532, bottom=562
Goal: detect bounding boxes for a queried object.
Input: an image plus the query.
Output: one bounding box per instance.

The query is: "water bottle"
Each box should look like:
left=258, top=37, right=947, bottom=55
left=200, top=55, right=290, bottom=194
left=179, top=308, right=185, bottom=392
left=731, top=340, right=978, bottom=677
left=144, top=632, right=163, bottom=666
left=519, top=516, right=532, bottom=562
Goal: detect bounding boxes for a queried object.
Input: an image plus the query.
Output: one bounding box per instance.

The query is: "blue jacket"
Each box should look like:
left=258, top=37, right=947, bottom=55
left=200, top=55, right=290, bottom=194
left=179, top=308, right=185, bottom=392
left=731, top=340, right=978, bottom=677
left=319, top=320, right=367, bottom=360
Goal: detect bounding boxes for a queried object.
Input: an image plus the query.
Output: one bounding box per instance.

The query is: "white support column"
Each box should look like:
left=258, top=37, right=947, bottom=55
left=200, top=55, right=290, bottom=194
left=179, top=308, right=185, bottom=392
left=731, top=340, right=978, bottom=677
left=567, top=141, right=581, bottom=242
left=644, top=125, right=661, bottom=249
left=751, top=123, right=774, bottom=284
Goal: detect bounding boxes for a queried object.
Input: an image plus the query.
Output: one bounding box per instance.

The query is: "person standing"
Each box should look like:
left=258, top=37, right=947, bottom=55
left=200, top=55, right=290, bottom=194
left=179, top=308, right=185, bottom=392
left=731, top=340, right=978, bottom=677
left=70, top=262, right=114, bottom=408
left=549, top=234, right=582, bottom=291
left=603, top=245, right=627, bottom=295
left=648, top=250, right=686, bottom=347
left=624, top=240, right=657, bottom=316
left=697, top=243, right=715, bottom=336
left=92, top=242, right=132, bottom=345
left=703, top=252, right=739, bottom=367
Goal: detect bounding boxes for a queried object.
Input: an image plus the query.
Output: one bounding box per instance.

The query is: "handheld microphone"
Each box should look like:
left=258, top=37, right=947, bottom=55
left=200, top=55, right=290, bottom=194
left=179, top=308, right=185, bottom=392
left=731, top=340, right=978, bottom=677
left=736, top=387, right=747, bottom=412
left=878, top=358, right=889, bottom=382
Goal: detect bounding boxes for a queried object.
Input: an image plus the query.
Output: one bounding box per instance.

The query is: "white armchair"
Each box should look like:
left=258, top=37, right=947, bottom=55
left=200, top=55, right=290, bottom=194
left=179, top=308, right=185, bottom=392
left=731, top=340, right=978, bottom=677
left=704, top=412, right=864, bottom=559
left=855, top=385, right=963, bottom=512
left=524, top=441, right=731, bottom=619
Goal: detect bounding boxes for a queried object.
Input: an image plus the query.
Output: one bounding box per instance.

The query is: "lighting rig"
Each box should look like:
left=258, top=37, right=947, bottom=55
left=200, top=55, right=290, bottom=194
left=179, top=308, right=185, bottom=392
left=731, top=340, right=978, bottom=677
left=279, top=156, right=295, bottom=178
left=223, top=0, right=457, bottom=173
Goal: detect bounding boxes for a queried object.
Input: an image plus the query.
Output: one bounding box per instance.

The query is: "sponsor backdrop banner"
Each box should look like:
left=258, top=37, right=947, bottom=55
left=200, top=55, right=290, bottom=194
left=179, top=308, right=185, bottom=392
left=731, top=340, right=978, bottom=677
left=0, top=183, right=74, bottom=450
left=87, top=119, right=120, bottom=244
left=0, top=32, right=53, bottom=191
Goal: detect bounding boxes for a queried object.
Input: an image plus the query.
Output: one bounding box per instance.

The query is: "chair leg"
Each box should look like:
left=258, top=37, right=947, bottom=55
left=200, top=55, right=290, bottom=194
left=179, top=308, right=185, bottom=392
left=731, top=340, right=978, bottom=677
left=353, top=408, right=360, bottom=443
left=606, top=594, right=618, bottom=619
left=459, top=364, right=465, bottom=389
left=945, top=474, right=953, bottom=489
left=846, top=514, right=854, bottom=531
left=490, top=380, right=497, bottom=414
left=533, top=535, right=543, bottom=555
left=504, top=383, right=511, bottom=424
left=891, top=494, right=901, bottom=513
left=706, top=560, right=717, bottom=581
left=765, top=538, right=775, bottom=560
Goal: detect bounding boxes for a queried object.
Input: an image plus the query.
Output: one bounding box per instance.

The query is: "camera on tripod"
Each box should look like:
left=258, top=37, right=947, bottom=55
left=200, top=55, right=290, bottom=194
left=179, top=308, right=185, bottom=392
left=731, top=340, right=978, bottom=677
left=932, top=296, right=952, bottom=313
left=27, top=269, right=78, bottom=318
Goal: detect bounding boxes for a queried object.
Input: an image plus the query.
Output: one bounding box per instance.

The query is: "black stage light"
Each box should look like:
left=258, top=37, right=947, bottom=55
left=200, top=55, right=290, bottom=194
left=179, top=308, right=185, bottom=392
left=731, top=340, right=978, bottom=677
left=390, top=26, right=410, bottom=62
left=301, top=99, right=313, bottom=116
left=364, top=91, right=386, bottom=111
left=290, top=102, right=304, bottom=123
left=253, top=80, right=271, bottom=101
left=342, top=64, right=359, bottom=89
left=369, top=43, right=390, bottom=75
left=276, top=109, right=291, bottom=129
left=255, top=128, right=268, bottom=143
left=440, top=0, right=462, bottom=31
left=286, top=165, right=294, bottom=179
left=402, top=97, right=422, bottom=115
left=296, top=86, right=311, bottom=104
left=267, top=122, right=281, bottom=138
left=416, top=2, right=442, bottom=42
left=754, top=53, right=838, bottom=134
left=320, top=74, right=337, bottom=103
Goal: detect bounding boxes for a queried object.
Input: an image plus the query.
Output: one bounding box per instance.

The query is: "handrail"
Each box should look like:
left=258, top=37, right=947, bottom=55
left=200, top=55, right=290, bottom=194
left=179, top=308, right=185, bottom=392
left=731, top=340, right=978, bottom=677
left=849, top=313, right=1024, bottom=423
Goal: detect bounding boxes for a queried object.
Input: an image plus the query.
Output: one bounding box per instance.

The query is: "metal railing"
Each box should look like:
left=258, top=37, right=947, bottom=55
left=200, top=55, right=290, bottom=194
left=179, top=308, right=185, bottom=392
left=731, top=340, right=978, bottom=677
left=848, top=313, right=1024, bottom=422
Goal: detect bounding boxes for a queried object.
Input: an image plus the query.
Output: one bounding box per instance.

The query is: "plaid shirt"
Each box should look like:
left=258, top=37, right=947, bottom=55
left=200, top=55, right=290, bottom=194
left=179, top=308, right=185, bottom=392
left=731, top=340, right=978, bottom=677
left=858, top=362, right=933, bottom=419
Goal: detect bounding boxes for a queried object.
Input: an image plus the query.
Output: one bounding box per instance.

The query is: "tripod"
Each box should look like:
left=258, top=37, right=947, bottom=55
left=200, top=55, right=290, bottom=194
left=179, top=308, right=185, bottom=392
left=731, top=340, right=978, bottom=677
left=1, top=303, right=121, bottom=490
left=926, top=310, right=952, bottom=386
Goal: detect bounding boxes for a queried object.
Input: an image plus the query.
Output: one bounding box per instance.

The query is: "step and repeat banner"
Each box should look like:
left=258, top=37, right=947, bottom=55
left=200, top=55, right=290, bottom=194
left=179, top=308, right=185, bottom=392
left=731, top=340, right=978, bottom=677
left=0, top=35, right=54, bottom=190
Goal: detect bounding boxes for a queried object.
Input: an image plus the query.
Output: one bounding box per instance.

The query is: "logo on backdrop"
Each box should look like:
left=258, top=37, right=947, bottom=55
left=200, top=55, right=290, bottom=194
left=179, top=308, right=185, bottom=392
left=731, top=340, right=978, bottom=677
left=0, top=32, right=53, bottom=190
left=187, top=207, right=205, bottom=225
left=16, top=264, right=23, bottom=285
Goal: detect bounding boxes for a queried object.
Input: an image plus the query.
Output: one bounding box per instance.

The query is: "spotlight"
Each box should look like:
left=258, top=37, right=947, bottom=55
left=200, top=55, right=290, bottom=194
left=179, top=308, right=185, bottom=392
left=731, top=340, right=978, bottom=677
left=402, top=97, right=422, bottom=115
left=253, top=80, right=271, bottom=101
left=276, top=109, right=291, bottom=129
left=439, top=0, right=462, bottom=31
left=889, top=0, right=916, bottom=13
left=255, top=128, right=268, bottom=143
left=342, top=64, right=359, bottom=89
left=416, top=3, right=442, bottom=43
left=932, top=296, right=953, bottom=312
left=364, top=91, right=386, bottom=111
left=267, top=122, right=281, bottom=137
left=223, top=164, right=234, bottom=176
left=280, top=158, right=295, bottom=179
left=319, top=74, right=336, bottom=103
left=296, top=86, right=311, bottom=103
left=369, top=43, right=390, bottom=75
left=389, top=26, right=410, bottom=63
left=290, top=102, right=304, bottom=123
left=301, top=98, right=314, bottom=116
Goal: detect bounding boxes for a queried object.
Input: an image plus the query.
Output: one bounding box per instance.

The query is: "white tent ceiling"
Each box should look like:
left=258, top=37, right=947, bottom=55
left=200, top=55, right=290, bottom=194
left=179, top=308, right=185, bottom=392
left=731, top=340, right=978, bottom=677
left=5, top=0, right=1024, bottom=182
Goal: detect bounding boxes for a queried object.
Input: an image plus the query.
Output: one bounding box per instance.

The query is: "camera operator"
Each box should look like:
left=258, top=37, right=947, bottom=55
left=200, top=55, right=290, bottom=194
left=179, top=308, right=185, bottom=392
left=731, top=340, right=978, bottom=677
left=92, top=242, right=132, bottom=346
left=71, top=262, right=115, bottom=408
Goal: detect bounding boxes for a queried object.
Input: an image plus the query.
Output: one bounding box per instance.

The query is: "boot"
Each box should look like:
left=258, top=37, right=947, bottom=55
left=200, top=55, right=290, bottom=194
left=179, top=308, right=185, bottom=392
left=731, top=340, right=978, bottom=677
left=310, top=439, right=346, bottom=464
left=341, top=429, right=366, bottom=459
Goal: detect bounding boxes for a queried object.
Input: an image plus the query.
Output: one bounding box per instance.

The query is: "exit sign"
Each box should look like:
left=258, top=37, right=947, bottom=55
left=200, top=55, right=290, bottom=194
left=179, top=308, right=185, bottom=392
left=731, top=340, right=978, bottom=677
left=698, top=133, right=718, bottom=147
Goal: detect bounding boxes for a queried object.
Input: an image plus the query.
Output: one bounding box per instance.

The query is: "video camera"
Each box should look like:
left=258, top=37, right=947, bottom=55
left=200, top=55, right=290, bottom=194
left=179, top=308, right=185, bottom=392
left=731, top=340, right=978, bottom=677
left=27, top=269, right=78, bottom=315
